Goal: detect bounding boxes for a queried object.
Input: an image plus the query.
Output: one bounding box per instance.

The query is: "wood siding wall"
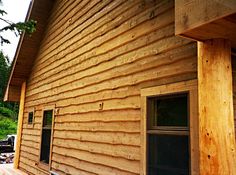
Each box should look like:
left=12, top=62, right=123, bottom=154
left=19, top=0, right=197, bottom=174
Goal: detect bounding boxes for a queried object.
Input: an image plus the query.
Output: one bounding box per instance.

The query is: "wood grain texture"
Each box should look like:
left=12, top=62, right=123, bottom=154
left=198, top=39, right=236, bottom=175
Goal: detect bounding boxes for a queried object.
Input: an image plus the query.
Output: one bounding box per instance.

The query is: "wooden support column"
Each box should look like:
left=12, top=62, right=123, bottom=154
left=14, top=81, right=26, bottom=169
left=198, top=39, right=236, bottom=174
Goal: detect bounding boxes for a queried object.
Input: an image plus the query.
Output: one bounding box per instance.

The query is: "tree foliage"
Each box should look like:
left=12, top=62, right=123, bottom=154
left=0, top=0, right=37, bottom=45
left=0, top=115, right=17, bottom=140
left=0, top=0, right=37, bottom=140
left=0, top=51, right=18, bottom=117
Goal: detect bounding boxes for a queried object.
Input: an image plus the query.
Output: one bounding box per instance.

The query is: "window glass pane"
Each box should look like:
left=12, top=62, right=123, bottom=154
left=148, top=134, right=189, bottom=175
left=40, top=129, right=51, bottom=164
left=149, top=94, right=188, bottom=127
left=43, top=110, right=53, bottom=127
left=28, top=112, right=33, bottom=124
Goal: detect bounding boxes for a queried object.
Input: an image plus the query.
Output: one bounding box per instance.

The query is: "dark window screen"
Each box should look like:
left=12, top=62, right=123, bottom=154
left=148, top=134, right=189, bottom=175
left=40, top=129, right=51, bottom=164
left=40, top=110, right=53, bottom=164
left=28, top=112, right=33, bottom=124
left=149, top=94, right=188, bottom=127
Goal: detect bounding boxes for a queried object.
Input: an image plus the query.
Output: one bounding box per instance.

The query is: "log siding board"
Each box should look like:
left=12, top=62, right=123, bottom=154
left=52, top=146, right=140, bottom=174
left=19, top=160, right=48, bottom=175
left=30, top=0, right=161, bottom=71
left=26, top=36, right=193, bottom=99
left=27, top=22, right=176, bottom=95
left=25, top=41, right=195, bottom=103
left=28, top=0, right=174, bottom=85
left=18, top=0, right=198, bottom=174
left=30, top=1, right=119, bottom=72
left=51, top=161, right=98, bottom=175
left=52, top=138, right=140, bottom=160
left=52, top=153, right=137, bottom=175
left=39, top=0, right=120, bottom=57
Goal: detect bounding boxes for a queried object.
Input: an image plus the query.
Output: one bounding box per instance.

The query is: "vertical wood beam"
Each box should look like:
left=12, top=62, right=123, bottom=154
left=198, top=39, right=236, bottom=174
left=14, top=81, right=26, bottom=169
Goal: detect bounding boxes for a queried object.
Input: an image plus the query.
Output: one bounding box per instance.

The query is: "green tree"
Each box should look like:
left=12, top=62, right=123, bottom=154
left=0, top=51, right=18, bottom=121
left=0, top=51, right=9, bottom=98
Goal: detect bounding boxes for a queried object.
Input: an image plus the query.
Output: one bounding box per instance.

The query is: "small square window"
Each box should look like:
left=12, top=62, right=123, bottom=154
left=28, top=112, right=34, bottom=124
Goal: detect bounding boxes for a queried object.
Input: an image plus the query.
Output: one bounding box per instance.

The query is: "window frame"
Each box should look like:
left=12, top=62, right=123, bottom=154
left=38, top=105, right=55, bottom=172
left=140, top=80, right=199, bottom=175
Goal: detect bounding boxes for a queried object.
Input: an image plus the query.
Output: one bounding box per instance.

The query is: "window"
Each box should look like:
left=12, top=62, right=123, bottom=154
left=147, top=94, right=189, bottom=175
left=40, top=110, right=53, bottom=164
left=28, top=112, right=34, bottom=124
left=141, top=80, right=199, bottom=175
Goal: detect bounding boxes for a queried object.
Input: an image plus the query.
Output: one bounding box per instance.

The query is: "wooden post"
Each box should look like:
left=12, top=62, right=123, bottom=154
left=14, top=81, right=26, bottom=169
left=198, top=39, right=236, bottom=174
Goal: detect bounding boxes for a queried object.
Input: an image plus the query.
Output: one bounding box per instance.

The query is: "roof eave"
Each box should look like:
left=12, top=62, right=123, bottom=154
left=4, top=0, right=55, bottom=102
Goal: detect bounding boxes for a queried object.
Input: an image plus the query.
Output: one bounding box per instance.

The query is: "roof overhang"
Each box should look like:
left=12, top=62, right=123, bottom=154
left=4, top=0, right=54, bottom=102
left=175, top=0, right=236, bottom=47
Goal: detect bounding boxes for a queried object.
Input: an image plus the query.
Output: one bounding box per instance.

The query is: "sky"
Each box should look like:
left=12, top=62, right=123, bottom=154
left=0, top=0, right=31, bottom=62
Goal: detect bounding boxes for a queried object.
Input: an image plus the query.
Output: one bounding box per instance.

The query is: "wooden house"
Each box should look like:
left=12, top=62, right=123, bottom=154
left=4, top=0, right=236, bottom=174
